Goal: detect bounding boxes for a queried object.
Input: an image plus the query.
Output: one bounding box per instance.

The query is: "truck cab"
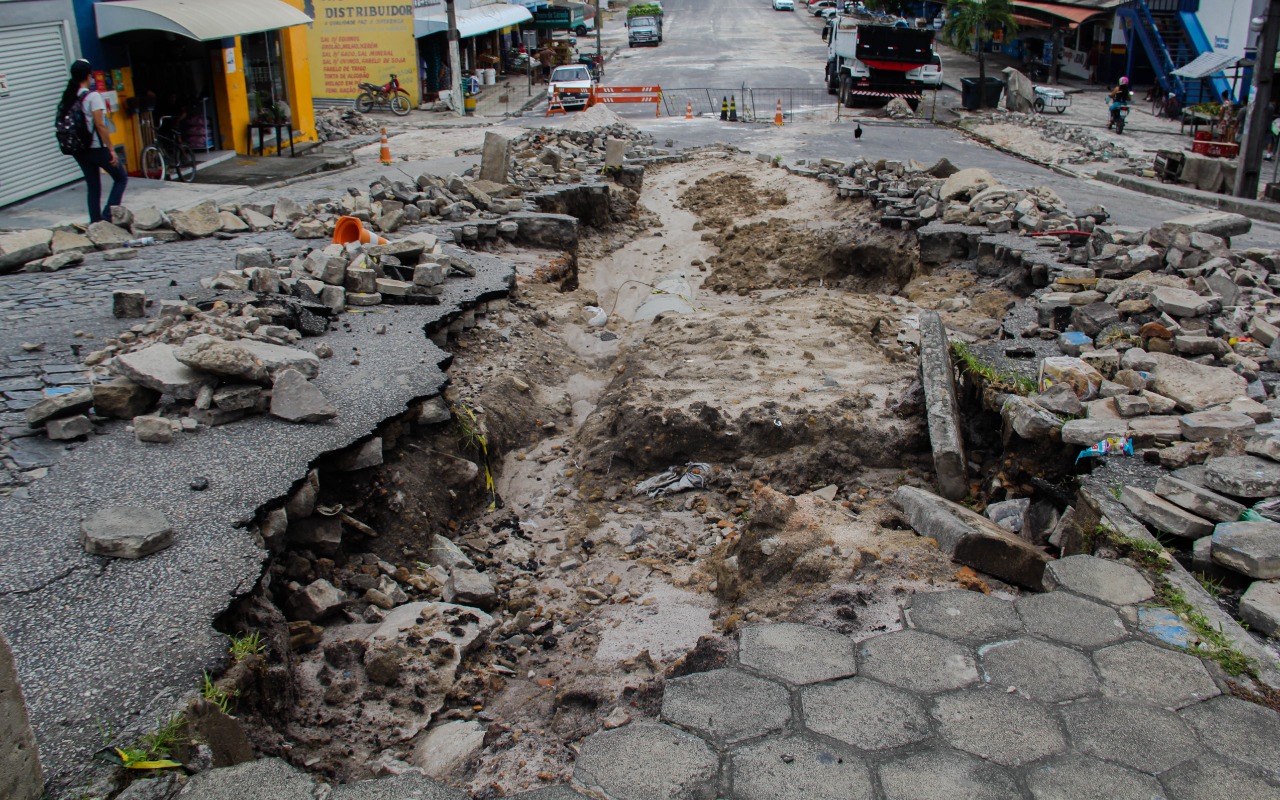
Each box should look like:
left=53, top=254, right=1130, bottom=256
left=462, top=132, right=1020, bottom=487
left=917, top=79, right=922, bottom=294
left=628, top=15, right=662, bottom=46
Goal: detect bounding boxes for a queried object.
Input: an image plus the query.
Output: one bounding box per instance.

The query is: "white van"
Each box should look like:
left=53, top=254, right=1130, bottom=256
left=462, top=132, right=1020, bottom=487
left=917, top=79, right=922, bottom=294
left=549, top=64, right=596, bottom=109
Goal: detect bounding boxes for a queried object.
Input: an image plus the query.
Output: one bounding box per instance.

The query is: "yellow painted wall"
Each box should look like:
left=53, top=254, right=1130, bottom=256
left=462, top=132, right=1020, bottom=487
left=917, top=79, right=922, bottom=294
left=280, top=2, right=318, bottom=145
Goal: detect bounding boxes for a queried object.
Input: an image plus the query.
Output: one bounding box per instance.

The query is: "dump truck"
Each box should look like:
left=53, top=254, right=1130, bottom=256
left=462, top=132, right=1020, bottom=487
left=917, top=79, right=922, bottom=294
left=627, top=2, right=663, bottom=46
left=823, top=15, right=935, bottom=107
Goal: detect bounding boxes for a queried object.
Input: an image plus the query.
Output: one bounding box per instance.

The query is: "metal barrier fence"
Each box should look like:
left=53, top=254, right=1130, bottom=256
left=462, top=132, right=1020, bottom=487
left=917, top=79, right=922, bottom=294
left=658, top=87, right=839, bottom=121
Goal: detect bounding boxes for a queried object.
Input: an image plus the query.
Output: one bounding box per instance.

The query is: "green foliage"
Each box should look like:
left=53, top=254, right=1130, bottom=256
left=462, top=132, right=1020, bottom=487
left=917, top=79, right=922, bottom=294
left=227, top=631, right=265, bottom=662
left=628, top=3, right=662, bottom=17
left=942, top=0, right=1017, bottom=54
left=201, top=671, right=237, bottom=715
left=950, top=340, right=1036, bottom=395
left=139, top=713, right=186, bottom=759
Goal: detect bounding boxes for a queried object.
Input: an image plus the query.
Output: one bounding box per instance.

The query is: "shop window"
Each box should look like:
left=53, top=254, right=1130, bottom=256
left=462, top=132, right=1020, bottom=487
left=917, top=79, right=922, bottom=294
left=244, top=31, right=291, bottom=125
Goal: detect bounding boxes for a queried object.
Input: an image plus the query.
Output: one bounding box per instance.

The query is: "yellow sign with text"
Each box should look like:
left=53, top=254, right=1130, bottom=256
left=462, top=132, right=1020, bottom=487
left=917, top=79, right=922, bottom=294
left=307, top=0, right=418, bottom=103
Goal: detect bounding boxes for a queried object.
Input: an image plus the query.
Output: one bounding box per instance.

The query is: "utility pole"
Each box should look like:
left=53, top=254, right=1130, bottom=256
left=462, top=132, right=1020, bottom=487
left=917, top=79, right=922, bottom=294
left=1235, top=0, right=1280, bottom=198
left=445, top=0, right=464, bottom=117
left=595, top=0, right=603, bottom=69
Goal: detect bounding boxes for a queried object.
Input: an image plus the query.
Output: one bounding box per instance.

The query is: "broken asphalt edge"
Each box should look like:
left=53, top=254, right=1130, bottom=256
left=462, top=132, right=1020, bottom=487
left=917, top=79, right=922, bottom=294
left=1095, top=170, right=1280, bottom=226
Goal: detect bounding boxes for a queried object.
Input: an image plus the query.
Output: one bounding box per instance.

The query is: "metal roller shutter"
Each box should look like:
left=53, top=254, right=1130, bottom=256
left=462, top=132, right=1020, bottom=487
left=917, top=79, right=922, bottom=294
left=0, top=22, right=82, bottom=208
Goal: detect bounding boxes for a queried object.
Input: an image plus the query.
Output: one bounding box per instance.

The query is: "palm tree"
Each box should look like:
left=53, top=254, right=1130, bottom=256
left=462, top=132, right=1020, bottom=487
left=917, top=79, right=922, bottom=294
left=942, top=0, right=1018, bottom=108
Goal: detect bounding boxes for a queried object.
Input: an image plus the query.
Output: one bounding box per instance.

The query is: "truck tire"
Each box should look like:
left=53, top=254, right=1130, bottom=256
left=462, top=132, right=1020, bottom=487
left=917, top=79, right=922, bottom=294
left=825, top=62, right=838, bottom=95
left=840, top=75, right=855, bottom=109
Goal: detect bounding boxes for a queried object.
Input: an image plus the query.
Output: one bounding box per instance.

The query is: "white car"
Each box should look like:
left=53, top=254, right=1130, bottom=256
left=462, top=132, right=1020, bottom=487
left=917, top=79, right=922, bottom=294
left=773, top=0, right=795, bottom=9
left=908, top=54, right=943, bottom=87
left=548, top=64, right=596, bottom=110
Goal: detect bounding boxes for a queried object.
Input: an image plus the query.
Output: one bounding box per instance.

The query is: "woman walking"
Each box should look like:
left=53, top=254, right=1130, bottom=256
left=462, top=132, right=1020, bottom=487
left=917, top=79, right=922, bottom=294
left=61, top=59, right=126, bottom=223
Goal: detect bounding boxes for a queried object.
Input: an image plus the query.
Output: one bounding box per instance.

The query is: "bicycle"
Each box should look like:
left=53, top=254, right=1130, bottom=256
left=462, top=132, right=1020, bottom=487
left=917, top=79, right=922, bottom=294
left=140, top=116, right=196, bottom=183
left=356, top=74, right=412, bottom=116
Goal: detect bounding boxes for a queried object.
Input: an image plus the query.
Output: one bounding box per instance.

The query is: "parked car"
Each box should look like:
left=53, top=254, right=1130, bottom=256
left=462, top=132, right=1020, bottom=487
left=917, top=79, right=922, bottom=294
left=809, top=0, right=837, bottom=13
left=908, top=53, right=943, bottom=87
left=773, top=0, right=795, bottom=9
left=818, top=7, right=839, bottom=19
left=548, top=64, right=595, bottom=109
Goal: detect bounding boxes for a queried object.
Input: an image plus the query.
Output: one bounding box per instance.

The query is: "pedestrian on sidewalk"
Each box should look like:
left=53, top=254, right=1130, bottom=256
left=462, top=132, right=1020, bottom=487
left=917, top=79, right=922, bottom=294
left=61, top=59, right=126, bottom=224
left=537, top=46, right=555, bottom=84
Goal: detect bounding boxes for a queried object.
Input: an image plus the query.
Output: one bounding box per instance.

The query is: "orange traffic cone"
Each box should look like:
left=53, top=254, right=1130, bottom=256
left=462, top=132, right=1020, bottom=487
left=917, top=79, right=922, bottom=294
left=379, top=127, right=392, bottom=165
left=774, top=99, right=784, bottom=126
left=686, top=101, right=693, bottom=119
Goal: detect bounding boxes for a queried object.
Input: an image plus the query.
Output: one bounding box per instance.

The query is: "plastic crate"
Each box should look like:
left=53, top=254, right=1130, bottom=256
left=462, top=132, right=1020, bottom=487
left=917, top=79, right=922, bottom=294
left=1194, top=130, right=1212, bottom=142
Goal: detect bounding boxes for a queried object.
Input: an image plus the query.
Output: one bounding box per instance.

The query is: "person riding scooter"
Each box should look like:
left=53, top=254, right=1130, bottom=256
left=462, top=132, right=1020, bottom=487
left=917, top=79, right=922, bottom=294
left=1108, top=76, right=1132, bottom=133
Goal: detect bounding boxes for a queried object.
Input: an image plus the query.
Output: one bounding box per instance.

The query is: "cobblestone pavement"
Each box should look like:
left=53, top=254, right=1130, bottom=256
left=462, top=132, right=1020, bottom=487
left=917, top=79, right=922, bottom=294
left=567, top=555, right=1280, bottom=800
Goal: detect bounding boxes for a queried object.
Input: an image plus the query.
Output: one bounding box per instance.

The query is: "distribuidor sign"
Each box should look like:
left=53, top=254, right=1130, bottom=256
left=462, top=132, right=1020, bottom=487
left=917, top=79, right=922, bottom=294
left=308, top=0, right=418, bottom=102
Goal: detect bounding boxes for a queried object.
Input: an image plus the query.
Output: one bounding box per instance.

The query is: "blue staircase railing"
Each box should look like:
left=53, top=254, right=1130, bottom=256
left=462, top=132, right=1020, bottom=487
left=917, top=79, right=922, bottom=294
left=1118, top=0, right=1185, bottom=98
left=1179, top=10, right=1233, bottom=101
left=1118, top=0, right=1231, bottom=106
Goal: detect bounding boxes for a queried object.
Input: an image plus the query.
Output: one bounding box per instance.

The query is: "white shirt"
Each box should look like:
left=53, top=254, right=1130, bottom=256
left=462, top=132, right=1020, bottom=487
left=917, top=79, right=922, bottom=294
left=80, top=89, right=109, bottom=147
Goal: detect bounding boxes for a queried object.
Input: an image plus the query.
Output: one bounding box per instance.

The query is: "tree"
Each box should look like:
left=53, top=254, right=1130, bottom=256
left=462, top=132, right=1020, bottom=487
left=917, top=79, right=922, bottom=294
left=942, top=0, right=1018, bottom=108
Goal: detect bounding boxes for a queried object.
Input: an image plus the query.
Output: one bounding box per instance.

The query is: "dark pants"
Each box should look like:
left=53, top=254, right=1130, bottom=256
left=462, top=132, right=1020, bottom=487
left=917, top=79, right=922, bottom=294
left=74, top=147, right=127, bottom=224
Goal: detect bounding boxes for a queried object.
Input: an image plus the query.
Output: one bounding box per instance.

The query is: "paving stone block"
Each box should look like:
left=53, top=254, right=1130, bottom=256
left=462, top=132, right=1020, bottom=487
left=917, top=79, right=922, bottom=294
left=1210, top=521, right=1280, bottom=579
left=573, top=723, right=717, bottom=800
left=1203, top=456, right=1280, bottom=499
left=729, top=733, right=873, bottom=800
left=799, top=678, right=932, bottom=751
left=1094, top=641, right=1220, bottom=709
left=1180, top=410, right=1256, bottom=442
left=1024, top=754, right=1167, bottom=800
left=1158, top=755, right=1280, bottom=800
left=930, top=687, right=1066, bottom=766
left=877, top=748, right=1021, bottom=800
left=1016, top=591, right=1129, bottom=648
left=856, top=630, right=978, bottom=694
left=1120, top=485, right=1214, bottom=539
left=1239, top=580, right=1280, bottom=637
left=903, top=589, right=1022, bottom=643
left=1180, top=695, right=1280, bottom=780
left=1042, top=555, right=1154, bottom=606
left=977, top=638, right=1099, bottom=702
left=1136, top=606, right=1199, bottom=649
left=1059, top=699, right=1200, bottom=773
left=738, top=623, right=856, bottom=686
left=660, top=668, right=789, bottom=744
left=1155, top=475, right=1246, bottom=523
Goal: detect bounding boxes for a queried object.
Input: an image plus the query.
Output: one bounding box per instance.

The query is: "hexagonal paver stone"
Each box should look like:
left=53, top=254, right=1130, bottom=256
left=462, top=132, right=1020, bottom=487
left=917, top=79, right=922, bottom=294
left=661, top=668, right=790, bottom=744
left=1095, top=641, right=1220, bottom=709
left=738, top=623, right=856, bottom=686
left=1043, top=555, right=1154, bottom=606
left=1159, top=755, right=1280, bottom=800
left=1025, top=754, right=1166, bottom=800
left=730, top=733, right=873, bottom=800
left=81, top=505, right=175, bottom=559
left=800, top=678, right=932, bottom=751
left=978, top=638, right=1099, bottom=703
left=857, top=631, right=978, bottom=694
left=930, top=688, right=1067, bottom=766
left=573, top=723, right=718, bottom=800
left=904, top=590, right=1023, bottom=643
left=877, top=748, right=1021, bottom=800
left=1181, top=695, right=1280, bottom=780
left=1016, top=592, right=1128, bottom=649
left=1059, top=699, right=1201, bottom=774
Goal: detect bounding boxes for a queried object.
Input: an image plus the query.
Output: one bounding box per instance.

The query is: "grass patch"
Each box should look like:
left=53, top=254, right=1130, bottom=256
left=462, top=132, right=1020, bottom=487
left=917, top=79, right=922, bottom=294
left=452, top=401, right=497, bottom=512
left=201, top=670, right=237, bottom=715
left=228, top=631, right=265, bottom=662
left=138, top=712, right=186, bottom=759
left=950, top=341, right=1037, bottom=395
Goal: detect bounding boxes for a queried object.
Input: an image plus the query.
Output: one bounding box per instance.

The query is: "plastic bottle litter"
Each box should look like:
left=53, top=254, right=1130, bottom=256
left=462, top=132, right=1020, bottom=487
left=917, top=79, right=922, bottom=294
left=124, top=237, right=157, bottom=248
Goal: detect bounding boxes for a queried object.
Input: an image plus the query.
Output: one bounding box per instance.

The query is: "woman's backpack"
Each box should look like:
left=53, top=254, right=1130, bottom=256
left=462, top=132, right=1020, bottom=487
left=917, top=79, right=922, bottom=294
left=55, top=93, right=93, bottom=155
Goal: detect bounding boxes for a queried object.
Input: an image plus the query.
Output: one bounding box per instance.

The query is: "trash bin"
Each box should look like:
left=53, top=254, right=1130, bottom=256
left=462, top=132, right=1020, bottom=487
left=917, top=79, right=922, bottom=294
left=960, top=77, right=1005, bottom=111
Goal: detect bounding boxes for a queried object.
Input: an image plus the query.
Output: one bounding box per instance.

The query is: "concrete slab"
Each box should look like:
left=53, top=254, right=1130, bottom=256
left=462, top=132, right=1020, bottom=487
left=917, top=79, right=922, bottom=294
left=1120, top=485, right=1214, bottom=539
left=508, top=788, right=593, bottom=800
left=876, top=748, right=1021, bottom=800
left=918, top=311, right=967, bottom=500
left=729, top=733, right=873, bottom=800
left=856, top=630, right=979, bottom=694
left=977, top=638, right=1099, bottom=703
left=1016, top=592, right=1129, bottom=649
left=573, top=723, right=718, bottom=800
left=738, top=623, right=856, bottom=686
left=1094, top=641, right=1221, bottom=709
left=1042, top=555, right=1154, bottom=606
left=903, top=589, right=1023, bottom=643
left=799, top=677, right=932, bottom=751
left=1180, top=695, right=1280, bottom=781
left=1059, top=699, right=1201, bottom=773
left=329, top=774, right=467, bottom=800
left=1211, top=521, right=1280, bottom=579
left=1024, top=754, right=1168, bottom=800
left=178, top=758, right=317, bottom=800
left=930, top=687, right=1067, bottom=766
left=1154, top=475, right=1246, bottom=524
left=1239, top=580, right=1280, bottom=637
left=660, top=668, right=790, bottom=744
left=1158, top=755, right=1280, bottom=800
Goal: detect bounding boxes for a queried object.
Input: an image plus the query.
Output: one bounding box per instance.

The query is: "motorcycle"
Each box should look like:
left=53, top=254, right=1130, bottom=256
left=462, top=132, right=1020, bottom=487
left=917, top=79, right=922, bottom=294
left=1110, top=100, right=1130, bottom=135
left=356, top=74, right=412, bottom=116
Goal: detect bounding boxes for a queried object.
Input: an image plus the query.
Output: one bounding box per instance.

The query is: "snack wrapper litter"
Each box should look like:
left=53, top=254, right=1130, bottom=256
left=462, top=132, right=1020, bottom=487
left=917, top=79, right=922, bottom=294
left=1075, top=436, right=1134, bottom=463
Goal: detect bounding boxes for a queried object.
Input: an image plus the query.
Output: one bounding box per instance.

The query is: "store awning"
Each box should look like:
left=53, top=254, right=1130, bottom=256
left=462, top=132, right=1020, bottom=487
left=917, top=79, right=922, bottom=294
left=1171, top=51, right=1239, bottom=79
left=1011, top=1, right=1108, bottom=28
left=95, top=0, right=312, bottom=41
left=1012, top=14, right=1052, bottom=28
left=415, top=3, right=534, bottom=38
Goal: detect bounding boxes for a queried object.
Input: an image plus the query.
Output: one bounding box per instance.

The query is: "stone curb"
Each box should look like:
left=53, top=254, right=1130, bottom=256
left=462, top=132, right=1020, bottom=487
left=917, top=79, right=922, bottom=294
left=1095, top=170, right=1280, bottom=225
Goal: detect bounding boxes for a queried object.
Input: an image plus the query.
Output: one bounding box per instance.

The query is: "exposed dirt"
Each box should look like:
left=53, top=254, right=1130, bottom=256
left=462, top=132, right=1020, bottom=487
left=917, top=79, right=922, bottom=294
left=677, top=171, right=788, bottom=229
left=228, top=152, right=1029, bottom=798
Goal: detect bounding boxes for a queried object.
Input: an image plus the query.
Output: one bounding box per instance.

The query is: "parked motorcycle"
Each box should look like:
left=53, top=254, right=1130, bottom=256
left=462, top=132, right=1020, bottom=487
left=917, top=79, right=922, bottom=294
left=356, top=74, right=411, bottom=116
left=1110, top=101, right=1130, bottom=135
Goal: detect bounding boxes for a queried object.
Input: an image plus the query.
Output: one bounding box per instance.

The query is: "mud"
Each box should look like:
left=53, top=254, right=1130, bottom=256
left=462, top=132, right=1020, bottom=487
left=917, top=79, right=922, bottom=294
left=224, top=152, right=1032, bottom=797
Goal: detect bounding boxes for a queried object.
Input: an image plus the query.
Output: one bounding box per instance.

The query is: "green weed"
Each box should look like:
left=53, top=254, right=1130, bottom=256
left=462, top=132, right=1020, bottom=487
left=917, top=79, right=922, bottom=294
left=227, top=631, right=265, bottom=662
left=201, top=671, right=237, bottom=715
left=950, top=341, right=1036, bottom=395
left=138, top=712, right=186, bottom=759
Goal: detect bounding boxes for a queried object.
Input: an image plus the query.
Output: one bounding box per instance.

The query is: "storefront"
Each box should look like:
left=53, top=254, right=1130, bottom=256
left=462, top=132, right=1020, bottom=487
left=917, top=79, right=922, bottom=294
left=0, top=0, right=84, bottom=207
left=84, top=0, right=317, bottom=172
left=1008, top=0, right=1111, bottom=82
left=413, top=0, right=533, bottom=100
